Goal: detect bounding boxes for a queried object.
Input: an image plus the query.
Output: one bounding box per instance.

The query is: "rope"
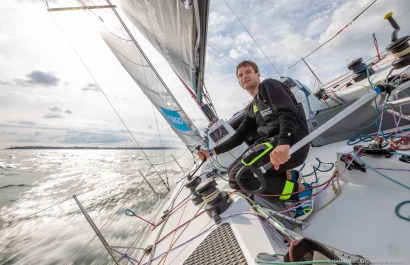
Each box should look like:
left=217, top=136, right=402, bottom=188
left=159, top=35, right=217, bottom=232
left=144, top=212, right=260, bottom=264
left=125, top=209, right=156, bottom=227
left=392, top=46, right=410, bottom=58
left=156, top=202, right=206, bottom=264
left=301, top=157, right=335, bottom=185
left=288, top=239, right=299, bottom=262
left=202, top=189, right=221, bottom=203
left=373, top=33, right=381, bottom=60
left=395, top=201, right=410, bottom=221
left=255, top=258, right=350, bottom=265
left=353, top=153, right=410, bottom=190
left=162, top=199, right=189, bottom=265
left=111, top=248, right=139, bottom=264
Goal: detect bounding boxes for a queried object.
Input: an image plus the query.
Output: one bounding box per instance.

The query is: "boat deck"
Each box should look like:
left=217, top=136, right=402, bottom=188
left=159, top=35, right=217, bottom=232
left=131, top=123, right=410, bottom=264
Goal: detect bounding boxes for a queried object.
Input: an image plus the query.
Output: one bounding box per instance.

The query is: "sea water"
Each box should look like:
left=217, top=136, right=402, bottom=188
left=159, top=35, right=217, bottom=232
left=0, top=148, right=193, bottom=265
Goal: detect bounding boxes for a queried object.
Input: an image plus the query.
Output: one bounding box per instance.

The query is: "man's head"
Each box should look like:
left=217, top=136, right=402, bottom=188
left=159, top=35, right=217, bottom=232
left=236, top=60, right=260, bottom=96
left=236, top=60, right=259, bottom=77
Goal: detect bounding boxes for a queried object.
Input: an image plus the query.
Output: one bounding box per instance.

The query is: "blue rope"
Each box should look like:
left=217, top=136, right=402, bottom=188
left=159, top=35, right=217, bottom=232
left=395, top=201, right=410, bottom=221
left=205, top=135, right=228, bottom=172
left=364, top=64, right=374, bottom=89
left=347, top=128, right=410, bottom=145
left=391, top=151, right=410, bottom=157
left=353, top=153, right=410, bottom=190
left=353, top=64, right=367, bottom=74
left=302, top=157, right=335, bottom=185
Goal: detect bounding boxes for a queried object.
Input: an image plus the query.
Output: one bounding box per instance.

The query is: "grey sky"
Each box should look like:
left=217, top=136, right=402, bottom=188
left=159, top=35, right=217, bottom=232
left=0, top=0, right=409, bottom=149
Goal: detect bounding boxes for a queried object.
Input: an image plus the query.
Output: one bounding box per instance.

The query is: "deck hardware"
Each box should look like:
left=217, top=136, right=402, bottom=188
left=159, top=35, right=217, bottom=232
left=144, top=245, right=153, bottom=254
left=340, top=154, right=366, bottom=172
left=399, top=155, right=410, bottom=163
left=347, top=58, right=375, bottom=82
left=385, top=12, right=410, bottom=69
left=196, top=178, right=232, bottom=219
left=185, top=176, right=203, bottom=205
left=354, top=144, right=393, bottom=158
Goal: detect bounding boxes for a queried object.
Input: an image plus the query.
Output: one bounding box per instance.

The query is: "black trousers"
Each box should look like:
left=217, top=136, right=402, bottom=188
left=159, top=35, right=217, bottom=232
left=227, top=139, right=310, bottom=199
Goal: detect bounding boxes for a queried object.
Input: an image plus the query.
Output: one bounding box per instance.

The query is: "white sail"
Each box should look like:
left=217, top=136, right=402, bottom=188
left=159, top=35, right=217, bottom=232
left=76, top=0, right=205, bottom=151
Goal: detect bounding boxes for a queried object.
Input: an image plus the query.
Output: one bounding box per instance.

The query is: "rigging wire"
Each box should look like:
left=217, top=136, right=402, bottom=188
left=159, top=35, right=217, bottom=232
left=207, top=44, right=239, bottom=64
left=43, top=3, right=156, bottom=160
left=282, top=0, right=379, bottom=75
left=374, top=9, right=410, bottom=33
left=222, top=0, right=281, bottom=77
left=48, top=0, right=185, bottom=190
left=138, top=35, right=170, bottom=190
left=64, top=180, right=146, bottom=264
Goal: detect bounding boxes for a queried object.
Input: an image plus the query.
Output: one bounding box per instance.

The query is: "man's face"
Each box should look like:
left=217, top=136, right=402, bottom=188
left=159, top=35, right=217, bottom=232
left=237, top=65, right=260, bottom=92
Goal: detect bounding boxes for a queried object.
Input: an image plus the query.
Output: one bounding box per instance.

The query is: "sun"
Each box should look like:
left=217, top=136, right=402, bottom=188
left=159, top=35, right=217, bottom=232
left=45, top=1, right=111, bottom=47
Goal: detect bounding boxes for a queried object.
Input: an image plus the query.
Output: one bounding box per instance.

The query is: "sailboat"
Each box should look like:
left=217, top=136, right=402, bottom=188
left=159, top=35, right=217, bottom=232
left=49, top=0, right=410, bottom=264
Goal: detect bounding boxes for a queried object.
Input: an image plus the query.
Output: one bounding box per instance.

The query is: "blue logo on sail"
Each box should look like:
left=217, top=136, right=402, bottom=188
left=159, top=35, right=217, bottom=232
left=160, top=107, right=190, bottom=131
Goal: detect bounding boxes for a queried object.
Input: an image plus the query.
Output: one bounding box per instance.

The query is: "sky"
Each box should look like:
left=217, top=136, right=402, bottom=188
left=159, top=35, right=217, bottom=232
left=0, top=0, right=409, bottom=149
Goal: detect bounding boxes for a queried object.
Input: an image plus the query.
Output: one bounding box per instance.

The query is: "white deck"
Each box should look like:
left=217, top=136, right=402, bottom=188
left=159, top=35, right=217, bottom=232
left=131, top=128, right=410, bottom=264
left=299, top=137, right=410, bottom=263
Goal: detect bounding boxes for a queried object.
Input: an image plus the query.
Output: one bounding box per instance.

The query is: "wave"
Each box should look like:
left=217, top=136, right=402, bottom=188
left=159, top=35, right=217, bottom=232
left=0, top=184, right=32, bottom=190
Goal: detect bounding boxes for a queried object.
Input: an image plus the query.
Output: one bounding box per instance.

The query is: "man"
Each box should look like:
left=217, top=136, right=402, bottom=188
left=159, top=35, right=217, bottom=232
left=196, top=60, right=313, bottom=220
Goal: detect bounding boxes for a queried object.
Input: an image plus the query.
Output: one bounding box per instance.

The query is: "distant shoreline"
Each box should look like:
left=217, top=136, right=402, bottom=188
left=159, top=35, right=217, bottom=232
left=6, top=146, right=175, bottom=150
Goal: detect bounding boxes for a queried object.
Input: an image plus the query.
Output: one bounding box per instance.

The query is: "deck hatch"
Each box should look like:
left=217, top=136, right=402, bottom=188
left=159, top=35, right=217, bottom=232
left=183, top=223, right=248, bottom=265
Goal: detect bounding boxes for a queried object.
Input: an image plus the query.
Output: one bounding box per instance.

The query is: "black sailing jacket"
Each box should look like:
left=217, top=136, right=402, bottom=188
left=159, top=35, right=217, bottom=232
left=214, top=78, right=308, bottom=154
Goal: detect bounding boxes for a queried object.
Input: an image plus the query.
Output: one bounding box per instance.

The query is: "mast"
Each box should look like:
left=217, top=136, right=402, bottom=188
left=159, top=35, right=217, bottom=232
left=301, top=57, right=323, bottom=88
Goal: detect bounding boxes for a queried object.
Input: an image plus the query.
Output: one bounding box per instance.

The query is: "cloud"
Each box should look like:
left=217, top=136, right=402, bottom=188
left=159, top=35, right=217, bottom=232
left=3, top=120, right=36, bottom=126
left=15, top=120, right=36, bottom=126
left=44, top=106, right=64, bottom=119
left=44, top=113, right=64, bottom=119
left=0, top=80, right=12, bottom=86
left=43, top=105, right=72, bottom=118
left=48, top=106, right=63, bottom=112
left=25, top=71, right=60, bottom=87
left=81, top=83, right=100, bottom=92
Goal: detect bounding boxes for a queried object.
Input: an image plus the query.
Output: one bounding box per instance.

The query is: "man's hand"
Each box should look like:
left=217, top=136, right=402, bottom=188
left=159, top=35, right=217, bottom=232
left=196, top=149, right=210, bottom=161
left=269, top=144, right=291, bottom=170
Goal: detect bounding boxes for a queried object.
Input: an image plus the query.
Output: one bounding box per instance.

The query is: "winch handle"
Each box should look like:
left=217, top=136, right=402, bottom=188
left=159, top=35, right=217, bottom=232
left=236, top=87, right=384, bottom=194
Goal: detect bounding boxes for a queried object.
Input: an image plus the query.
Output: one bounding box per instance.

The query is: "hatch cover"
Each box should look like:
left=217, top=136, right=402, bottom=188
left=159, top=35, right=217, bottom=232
left=184, top=223, right=248, bottom=265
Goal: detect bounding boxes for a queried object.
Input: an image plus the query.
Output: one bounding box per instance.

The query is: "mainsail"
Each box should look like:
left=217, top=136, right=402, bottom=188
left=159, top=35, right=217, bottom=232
left=76, top=0, right=205, bottom=151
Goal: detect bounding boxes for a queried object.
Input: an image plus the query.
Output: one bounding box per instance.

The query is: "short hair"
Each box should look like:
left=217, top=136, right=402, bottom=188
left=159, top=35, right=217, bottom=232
left=236, top=60, right=259, bottom=77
